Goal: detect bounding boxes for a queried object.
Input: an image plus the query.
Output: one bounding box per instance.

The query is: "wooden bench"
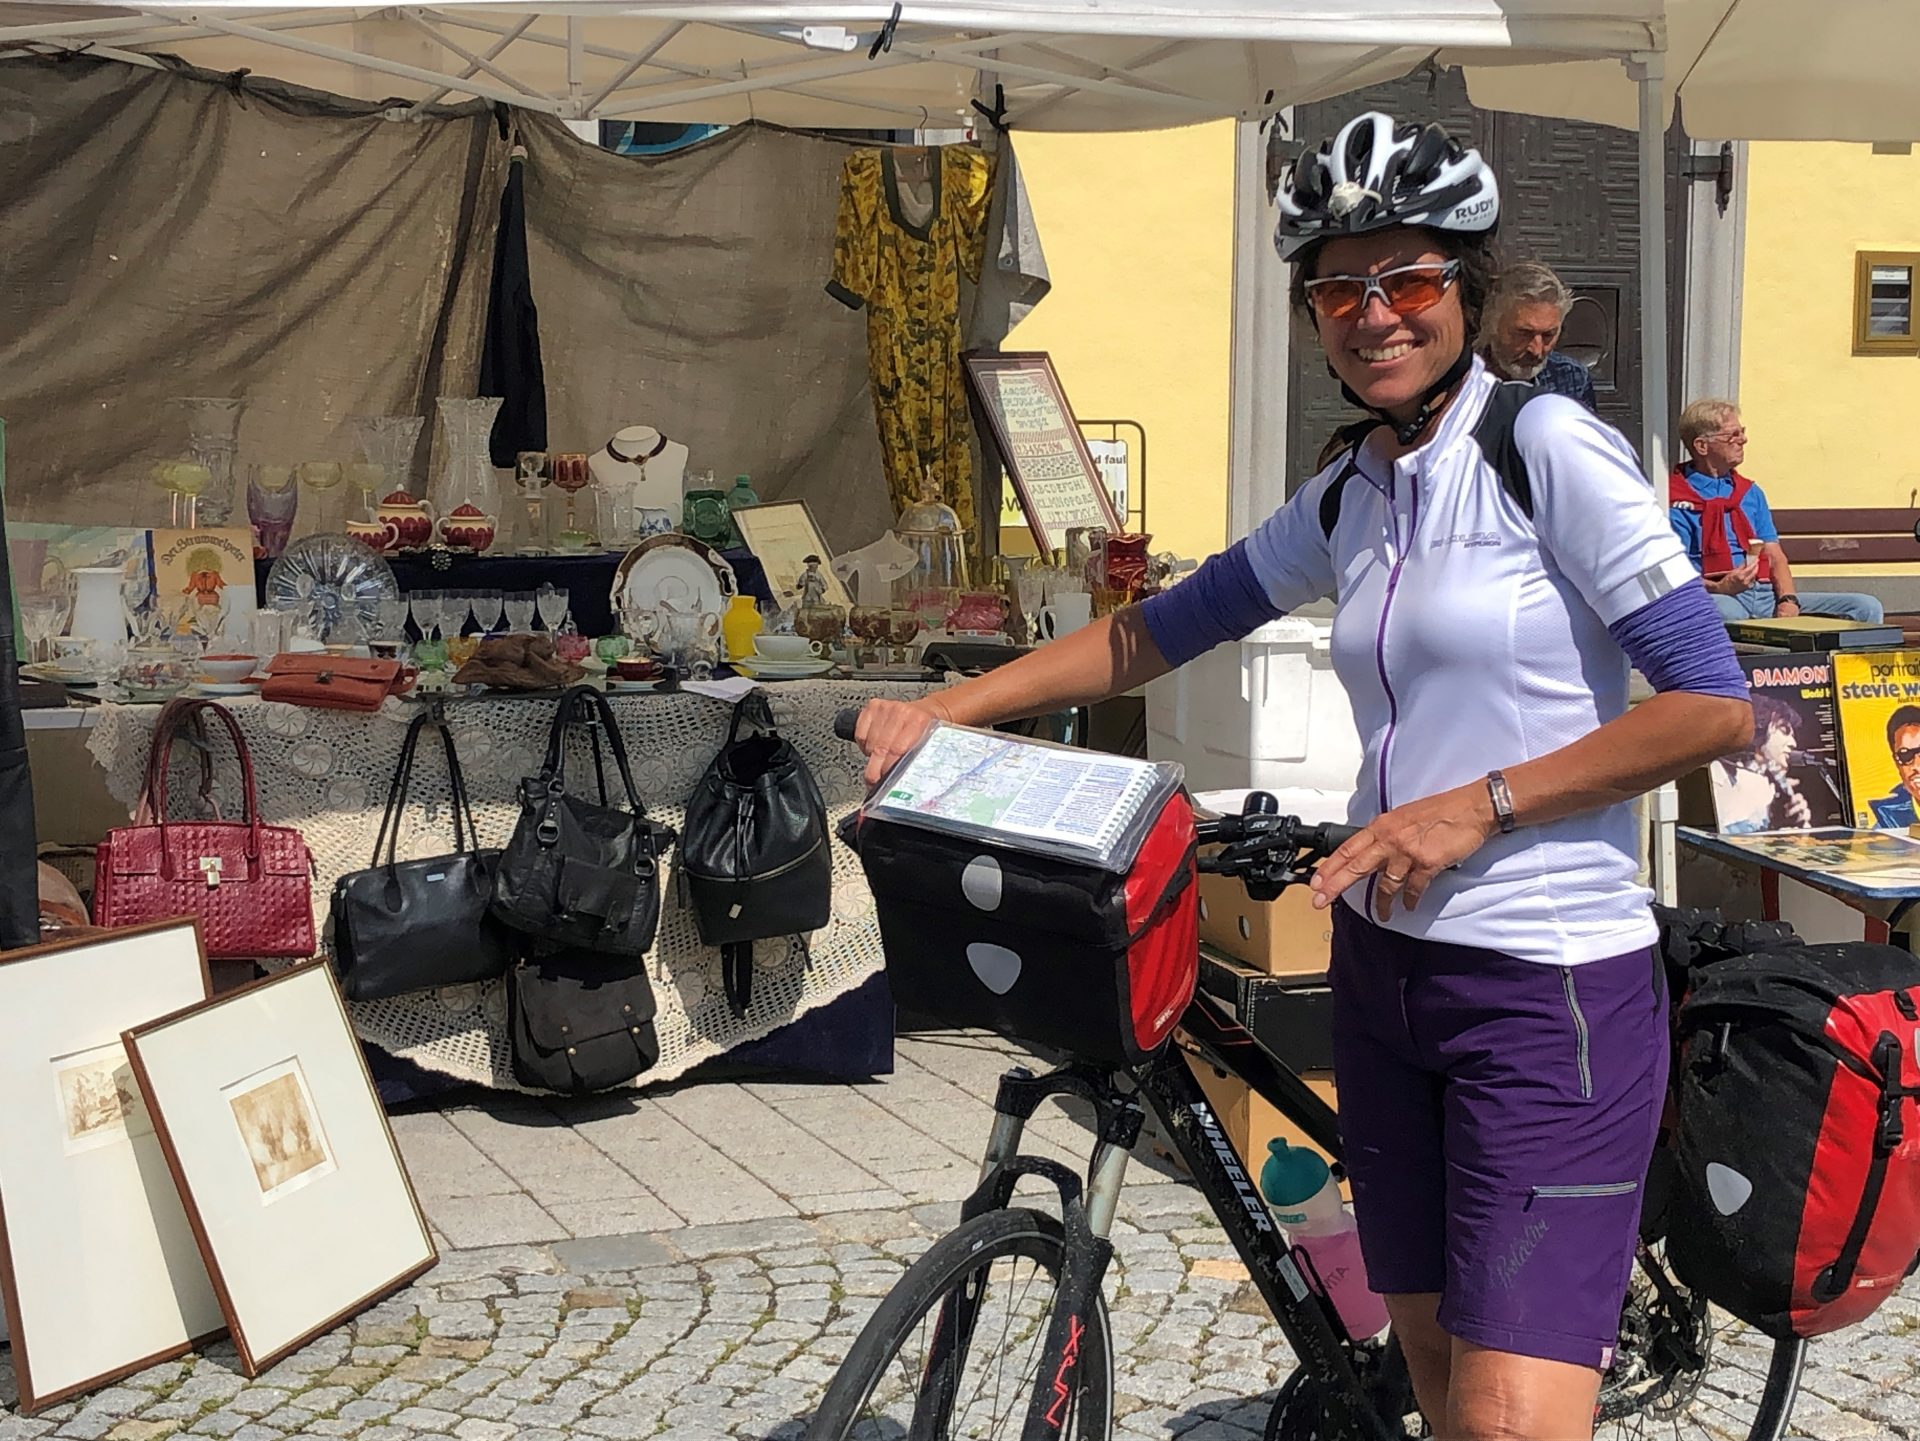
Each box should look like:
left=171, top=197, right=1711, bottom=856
left=1771, top=508, right=1920, bottom=638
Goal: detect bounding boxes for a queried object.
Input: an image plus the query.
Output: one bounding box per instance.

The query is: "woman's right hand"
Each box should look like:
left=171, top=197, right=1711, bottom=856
left=855, top=696, right=951, bottom=790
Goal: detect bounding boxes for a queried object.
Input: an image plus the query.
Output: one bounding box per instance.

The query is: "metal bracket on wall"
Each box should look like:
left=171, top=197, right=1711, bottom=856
left=1681, top=141, right=1736, bottom=216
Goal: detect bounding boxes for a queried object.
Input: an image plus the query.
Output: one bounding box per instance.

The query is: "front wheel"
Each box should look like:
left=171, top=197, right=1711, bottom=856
left=805, top=1207, right=1113, bottom=1440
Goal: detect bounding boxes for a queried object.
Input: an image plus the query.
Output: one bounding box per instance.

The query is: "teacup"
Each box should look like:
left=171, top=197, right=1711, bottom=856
left=50, top=636, right=95, bottom=671
left=754, top=634, right=826, bottom=661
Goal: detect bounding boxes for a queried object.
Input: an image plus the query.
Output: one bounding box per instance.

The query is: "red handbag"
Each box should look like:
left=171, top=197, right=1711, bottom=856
left=93, top=699, right=316, bottom=959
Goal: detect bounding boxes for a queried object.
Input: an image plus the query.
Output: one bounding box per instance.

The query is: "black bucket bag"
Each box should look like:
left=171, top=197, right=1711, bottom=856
left=492, top=685, right=677, bottom=956
left=678, top=690, right=830, bottom=1015
left=331, top=708, right=513, bottom=1000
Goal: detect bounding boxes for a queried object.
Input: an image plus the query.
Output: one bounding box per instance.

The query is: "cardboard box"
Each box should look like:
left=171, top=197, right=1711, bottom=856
left=1195, top=869, right=1332, bottom=981
left=1181, top=1047, right=1342, bottom=1189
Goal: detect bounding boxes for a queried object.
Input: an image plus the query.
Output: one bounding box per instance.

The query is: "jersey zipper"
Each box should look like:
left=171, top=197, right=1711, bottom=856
left=1365, top=468, right=1416, bottom=917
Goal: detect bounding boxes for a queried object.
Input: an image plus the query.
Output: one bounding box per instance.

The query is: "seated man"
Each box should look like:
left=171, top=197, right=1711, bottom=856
left=1479, top=260, right=1597, bottom=409
left=1669, top=399, right=1884, bottom=624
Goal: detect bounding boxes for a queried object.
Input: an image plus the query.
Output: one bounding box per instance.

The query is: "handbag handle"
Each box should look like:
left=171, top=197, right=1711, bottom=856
left=147, top=699, right=265, bottom=879
left=724, top=689, right=778, bottom=748
left=136, top=698, right=222, bottom=826
left=539, top=685, right=645, bottom=815
left=372, top=711, right=482, bottom=869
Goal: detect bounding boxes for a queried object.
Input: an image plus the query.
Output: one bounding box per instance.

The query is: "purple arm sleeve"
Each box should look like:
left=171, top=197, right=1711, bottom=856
left=1140, top=540, right=1286, bottom=669
left=1608, top=580, right=1749, bottom=699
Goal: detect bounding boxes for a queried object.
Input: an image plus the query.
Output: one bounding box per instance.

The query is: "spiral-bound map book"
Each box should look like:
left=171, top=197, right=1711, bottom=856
left=866, top=724, right=1184, bottom=872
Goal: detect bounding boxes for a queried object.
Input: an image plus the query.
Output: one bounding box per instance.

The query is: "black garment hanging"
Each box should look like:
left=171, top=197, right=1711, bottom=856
left=480, top=144, right=549, bottom=470
left=0, top=472, right=39, bottom=949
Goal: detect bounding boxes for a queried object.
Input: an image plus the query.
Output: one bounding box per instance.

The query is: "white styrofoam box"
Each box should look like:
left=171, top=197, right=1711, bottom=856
left=1193, top=787, right=1355, bottom=826
left=1147, top=617, right=1365, bottom=797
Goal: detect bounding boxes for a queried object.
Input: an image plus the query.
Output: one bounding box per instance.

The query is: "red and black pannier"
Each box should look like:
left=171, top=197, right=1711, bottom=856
left=848, top=792, right=1199, bottom=1070
left=1668, top=941, right=1920, bottom=1338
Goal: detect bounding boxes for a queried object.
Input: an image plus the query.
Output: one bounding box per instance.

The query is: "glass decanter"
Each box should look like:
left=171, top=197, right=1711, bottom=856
left=174, top=397, right=247, bottom=527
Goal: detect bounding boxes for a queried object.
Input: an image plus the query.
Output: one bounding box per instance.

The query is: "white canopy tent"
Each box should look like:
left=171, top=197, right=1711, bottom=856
left=0, top=1, right=1678, bottom=474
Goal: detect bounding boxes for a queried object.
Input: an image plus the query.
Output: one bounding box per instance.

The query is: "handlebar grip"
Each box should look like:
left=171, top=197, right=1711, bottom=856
left=1317, top=822, right=1360, bottom=851
left=833, top=707, right=862, bottom=742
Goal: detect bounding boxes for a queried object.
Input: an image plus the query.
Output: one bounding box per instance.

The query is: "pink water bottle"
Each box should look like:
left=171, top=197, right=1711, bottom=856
left=1261, top=1140, right=1390, bottom=1340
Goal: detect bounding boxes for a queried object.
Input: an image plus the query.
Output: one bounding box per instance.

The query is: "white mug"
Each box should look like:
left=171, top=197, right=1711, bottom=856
left=1035, top=591, right=1093, bottom=641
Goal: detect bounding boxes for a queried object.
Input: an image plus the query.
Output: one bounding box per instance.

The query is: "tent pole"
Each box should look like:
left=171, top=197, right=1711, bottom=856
left=1629, top=51, right=1668, bottom=484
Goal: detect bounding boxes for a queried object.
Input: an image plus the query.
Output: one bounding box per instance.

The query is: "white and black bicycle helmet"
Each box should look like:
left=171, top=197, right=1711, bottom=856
left=1274, top=111, right=1498, bottom=263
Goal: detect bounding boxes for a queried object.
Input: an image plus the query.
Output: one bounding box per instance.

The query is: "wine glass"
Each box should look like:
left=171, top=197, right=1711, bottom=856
left=439, top=592, right=472, bottom=640
left=300, top=461, right=345, bottom=535
left=471, top=589, right=504, bottom=636
left=536, top=584, right=569, bottom=633
left=345, top=462, right=386, bottom=523
left=410, top=590, right=442, bottom=640
left=504, top=591, right=536, bottom=633
left=19, top=592, right=70, bottom=664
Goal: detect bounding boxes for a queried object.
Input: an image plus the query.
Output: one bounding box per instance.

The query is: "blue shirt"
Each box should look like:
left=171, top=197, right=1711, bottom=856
left=1535, top=351, right=1597, bottom=410
left=1669, top=467, right=1779, bottom=572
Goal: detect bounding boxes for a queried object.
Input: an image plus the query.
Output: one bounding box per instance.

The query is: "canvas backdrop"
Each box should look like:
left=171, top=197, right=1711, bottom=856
left=0, top=56, right=901, bottom=549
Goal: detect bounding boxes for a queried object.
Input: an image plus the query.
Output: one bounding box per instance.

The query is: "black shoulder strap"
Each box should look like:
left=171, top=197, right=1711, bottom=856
left=1470, top=381, right=1542, bottom=520
left=1315, top=421, right=1376, bottom=540
left=1317, top=385, right=1547, bottom=538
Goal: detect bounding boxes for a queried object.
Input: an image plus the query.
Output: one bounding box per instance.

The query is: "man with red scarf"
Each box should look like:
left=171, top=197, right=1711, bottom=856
left=1668, top=400, right=1882, bottom=624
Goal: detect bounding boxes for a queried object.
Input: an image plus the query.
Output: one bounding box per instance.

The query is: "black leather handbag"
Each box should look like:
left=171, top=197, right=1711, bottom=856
left=678, top=691, right=830, bottom=1015
left=506, top=951, right=660, bottom=1093
left=331, top=709, right=513, bottom=1000
left=492, top=685, right=676, bottom=956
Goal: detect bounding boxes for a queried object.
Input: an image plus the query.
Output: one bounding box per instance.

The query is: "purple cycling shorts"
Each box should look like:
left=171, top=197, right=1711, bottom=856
left=1329, top=904, right=1668, bottom=1370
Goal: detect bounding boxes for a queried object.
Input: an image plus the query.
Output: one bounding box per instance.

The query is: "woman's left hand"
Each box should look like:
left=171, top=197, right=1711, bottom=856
left=1310, top=783, right=1499, bottom=921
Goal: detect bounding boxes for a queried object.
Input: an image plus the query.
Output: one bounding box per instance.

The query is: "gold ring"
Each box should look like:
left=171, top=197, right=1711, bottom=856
left=1384, top=871, right=1410, bottom=885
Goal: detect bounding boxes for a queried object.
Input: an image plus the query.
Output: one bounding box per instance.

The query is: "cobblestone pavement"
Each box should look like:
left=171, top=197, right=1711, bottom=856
left=2, top=1032, right=1916, bottom=1441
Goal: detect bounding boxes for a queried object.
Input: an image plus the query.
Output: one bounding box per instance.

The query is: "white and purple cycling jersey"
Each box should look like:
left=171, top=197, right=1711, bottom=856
left=1143, top=359, right=1746, bottom=967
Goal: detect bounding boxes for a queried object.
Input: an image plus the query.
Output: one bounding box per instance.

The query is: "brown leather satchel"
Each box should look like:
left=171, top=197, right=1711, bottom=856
left=261, top=654, right=413, bottom=712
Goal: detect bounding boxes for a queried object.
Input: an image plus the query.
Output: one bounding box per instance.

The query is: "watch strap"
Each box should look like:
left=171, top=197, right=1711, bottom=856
left=1486, top=769, right=1517, bottom=835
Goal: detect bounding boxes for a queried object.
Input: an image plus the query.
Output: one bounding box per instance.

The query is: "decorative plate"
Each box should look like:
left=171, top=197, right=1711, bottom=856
left=264, top=534, right=400, bottom=644
left=733, top=658, right=834, bottom=679
left=610, top=534, right=737, bottom=619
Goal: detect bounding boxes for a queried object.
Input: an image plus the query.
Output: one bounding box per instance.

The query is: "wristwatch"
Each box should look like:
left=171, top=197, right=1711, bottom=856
left=1486, top=770, right=1517, bottom=835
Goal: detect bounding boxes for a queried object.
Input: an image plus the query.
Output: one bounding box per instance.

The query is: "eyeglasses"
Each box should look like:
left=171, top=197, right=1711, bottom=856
left=1303, top=260, right=1461, bottom=320
left=1896, top=746, right=1920, bottom=767
left=1702, top=429, right=1748, bottom=443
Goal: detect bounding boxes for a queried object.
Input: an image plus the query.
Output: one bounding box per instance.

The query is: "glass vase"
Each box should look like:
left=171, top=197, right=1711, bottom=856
left=430, top=397, right=504, bottom=537
left=175, top=397, right=246, bottom=527
left=348, top=414, right=427, bottom=510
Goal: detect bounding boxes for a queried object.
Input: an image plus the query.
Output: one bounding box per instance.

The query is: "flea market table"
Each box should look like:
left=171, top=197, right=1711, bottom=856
left=88, top=679, right=931, bottom=1093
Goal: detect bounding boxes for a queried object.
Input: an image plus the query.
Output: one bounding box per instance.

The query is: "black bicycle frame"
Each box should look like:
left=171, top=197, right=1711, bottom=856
left=923, top=992, right=1401, bottom=1441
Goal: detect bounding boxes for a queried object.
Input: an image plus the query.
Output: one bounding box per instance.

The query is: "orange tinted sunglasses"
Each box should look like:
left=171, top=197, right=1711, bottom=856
left=1303, top=260, right=1461, bottom=320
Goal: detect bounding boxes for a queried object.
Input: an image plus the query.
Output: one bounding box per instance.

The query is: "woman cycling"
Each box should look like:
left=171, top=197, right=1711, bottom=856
left=851, top=111, right=1752, bottom=1441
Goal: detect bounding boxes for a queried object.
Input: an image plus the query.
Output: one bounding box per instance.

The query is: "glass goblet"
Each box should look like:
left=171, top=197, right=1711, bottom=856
left=504, top=591, right=536, bottom=633
left=536, top=584, right=569, bottom=632
left=410, top=590, right=442, bottom=640
left=471, top=589, right=504, bottom=636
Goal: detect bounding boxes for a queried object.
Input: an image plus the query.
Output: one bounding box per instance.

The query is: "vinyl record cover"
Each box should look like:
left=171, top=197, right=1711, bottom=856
left=1710, top=654, right=1849, bottom=833
left=1832, top=650, right=1920, bottom=829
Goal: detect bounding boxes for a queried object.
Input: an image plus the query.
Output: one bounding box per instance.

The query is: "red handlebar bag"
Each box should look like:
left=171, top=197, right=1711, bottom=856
left=850, top=792, right=1199, bottom=1070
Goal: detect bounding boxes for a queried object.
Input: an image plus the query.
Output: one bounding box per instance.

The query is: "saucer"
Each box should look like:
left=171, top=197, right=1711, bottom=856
left=735, top=658, right=834, bottom=679
left=23, top=662, right=98, bottom=685
left=192, top=681, right=259, bottom=697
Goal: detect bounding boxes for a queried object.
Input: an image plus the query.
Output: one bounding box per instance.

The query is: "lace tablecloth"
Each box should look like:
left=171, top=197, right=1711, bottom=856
left=88, top=681, right=930, bottom=1090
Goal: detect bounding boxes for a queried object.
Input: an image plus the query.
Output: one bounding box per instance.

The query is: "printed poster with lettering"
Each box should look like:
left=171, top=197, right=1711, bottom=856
left=1832, top=650, right=1920, bottom=829
left=1711, top=654, right=1849, bottom=833
left=965, top=351, right=1120, bottom=554
left=148, top=528, right=256, bottom=651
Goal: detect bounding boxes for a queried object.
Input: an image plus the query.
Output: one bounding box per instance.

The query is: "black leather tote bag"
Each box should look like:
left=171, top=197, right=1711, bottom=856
left=492, top=685, right=676, bottom=956
left=678, top=691, right=830, bottom=1013
left=506, top=950, right=660, bottom=1093
left=331, top=709, right=513, bottom=1000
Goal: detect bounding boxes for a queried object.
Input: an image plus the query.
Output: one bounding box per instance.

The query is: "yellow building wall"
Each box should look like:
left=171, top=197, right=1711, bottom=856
left=998, top=121, right=1237, bottom=564
left=1740, top=143, right=1920, bottom=512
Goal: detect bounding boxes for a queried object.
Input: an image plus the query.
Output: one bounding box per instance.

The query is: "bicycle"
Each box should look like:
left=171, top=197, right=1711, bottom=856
left=806, top=739, right=1806, bottom=1441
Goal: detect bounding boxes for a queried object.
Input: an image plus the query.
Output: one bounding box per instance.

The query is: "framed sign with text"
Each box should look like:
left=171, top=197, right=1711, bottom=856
left=963, top=351, right=1121, bottom=555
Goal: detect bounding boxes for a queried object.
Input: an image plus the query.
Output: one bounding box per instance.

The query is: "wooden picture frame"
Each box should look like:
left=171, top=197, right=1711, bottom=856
left=123, top=961, right=436, bottom=1377
left=732, top=498, right=852, bottom=610
left=0, top=920, right=224, bottom=1415
left=963, top=351, right=1122, bottom=556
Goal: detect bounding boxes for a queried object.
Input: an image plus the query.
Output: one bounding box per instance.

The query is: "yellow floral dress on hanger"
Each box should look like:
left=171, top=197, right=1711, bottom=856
left=828, top=145, right=992, bottom=537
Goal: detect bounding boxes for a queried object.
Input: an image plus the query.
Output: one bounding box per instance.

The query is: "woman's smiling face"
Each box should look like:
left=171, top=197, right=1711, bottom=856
left=1310, top=230, right=1467, bottom=425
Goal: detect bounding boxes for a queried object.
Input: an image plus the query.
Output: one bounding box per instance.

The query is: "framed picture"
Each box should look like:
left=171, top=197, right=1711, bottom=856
left=123, top=962, right=436, bottom=1377
left=732, top=499, right=853, bottom=609
left=0, top=920, right=223, bottom=1415
left=963, top=351, right=1122, bottom=555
